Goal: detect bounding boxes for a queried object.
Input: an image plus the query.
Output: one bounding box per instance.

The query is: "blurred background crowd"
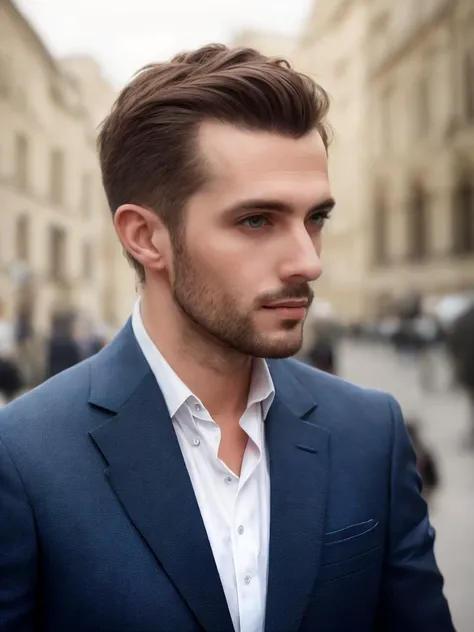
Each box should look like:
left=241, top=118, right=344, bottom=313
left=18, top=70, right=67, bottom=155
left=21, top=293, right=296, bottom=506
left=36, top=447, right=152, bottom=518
left=0, top=0, right=473, bottom=629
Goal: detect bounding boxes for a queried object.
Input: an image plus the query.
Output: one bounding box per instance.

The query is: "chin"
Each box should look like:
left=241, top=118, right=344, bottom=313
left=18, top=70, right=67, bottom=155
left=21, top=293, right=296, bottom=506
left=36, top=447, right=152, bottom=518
left=252, top=330, right=303, bottom=359
left=263, top=347, right=301, bottom=359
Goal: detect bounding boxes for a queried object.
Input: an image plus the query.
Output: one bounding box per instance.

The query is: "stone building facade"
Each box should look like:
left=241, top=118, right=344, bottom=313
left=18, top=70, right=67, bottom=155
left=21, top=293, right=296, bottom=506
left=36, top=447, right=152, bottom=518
left=366, top=0, right=474, bottom=316
left=0, top=0, right=135, bottom=338
left=62, top=56, right=137, bottom=328
left=297, top=0, right=372, bottom=322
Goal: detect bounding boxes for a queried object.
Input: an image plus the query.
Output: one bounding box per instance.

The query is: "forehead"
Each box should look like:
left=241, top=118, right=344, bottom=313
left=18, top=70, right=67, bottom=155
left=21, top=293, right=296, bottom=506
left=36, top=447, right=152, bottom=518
left=196, top=121, right=330, bottom=204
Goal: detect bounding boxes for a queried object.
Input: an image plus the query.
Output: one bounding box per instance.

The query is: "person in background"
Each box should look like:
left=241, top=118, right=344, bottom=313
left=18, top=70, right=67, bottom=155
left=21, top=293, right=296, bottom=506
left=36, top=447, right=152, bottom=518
left=46, top=311, right=82, bottom=379
left=306, top=323, right=337, bottom=375
left=0, top=357, right=23, bottom=405
left=0, top=299, right=23, bottom=403
left=75, top=315, right=107, bottom=360
left=14, top=299, right=38, bottom=390
left=447, top=303, right=474, bottom=448
left=406, top=420, right=440, bottom=504
left=0, top=299, right=15, bottom=360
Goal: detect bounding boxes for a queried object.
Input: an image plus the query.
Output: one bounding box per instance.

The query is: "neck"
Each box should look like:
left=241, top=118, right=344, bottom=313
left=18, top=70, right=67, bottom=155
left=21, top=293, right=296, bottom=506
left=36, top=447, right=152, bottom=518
left=140, top=290, right=253, bottom=420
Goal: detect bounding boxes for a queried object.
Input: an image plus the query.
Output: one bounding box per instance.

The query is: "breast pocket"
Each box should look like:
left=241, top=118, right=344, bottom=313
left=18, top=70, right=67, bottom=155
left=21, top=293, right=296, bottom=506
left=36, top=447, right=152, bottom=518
left=317, top=519, right=383, bottom=583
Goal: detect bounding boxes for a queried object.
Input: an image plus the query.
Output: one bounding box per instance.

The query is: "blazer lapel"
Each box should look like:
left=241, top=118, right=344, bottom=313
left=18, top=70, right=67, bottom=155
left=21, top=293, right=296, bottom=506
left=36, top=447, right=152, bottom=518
left=88, top=323, right=233, bottom=632
left=265, top=361, right=331, bottom=632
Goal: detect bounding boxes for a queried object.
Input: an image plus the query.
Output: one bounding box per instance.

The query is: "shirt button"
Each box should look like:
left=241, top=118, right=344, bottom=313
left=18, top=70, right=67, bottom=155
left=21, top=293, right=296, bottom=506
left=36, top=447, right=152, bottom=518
left=193, top=437, right=200, bottom=446
left=237, top=525, right=244, bottom=535
left=244, top=575, right=251, bottom=584
left=224, top=476, right=233, bottom=485
left=194, top=403, right=202, bottom=412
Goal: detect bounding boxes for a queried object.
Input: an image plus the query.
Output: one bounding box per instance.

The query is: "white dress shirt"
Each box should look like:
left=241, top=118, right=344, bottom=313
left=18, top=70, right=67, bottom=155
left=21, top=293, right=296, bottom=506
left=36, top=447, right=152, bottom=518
left=132, top=300, right=275, bottom=632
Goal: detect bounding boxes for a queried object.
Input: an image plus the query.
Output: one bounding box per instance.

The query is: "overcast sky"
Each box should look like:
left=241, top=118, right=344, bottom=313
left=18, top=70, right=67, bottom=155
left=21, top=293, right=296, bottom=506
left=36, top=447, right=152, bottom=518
left=15, top=0, right=313, bottom=86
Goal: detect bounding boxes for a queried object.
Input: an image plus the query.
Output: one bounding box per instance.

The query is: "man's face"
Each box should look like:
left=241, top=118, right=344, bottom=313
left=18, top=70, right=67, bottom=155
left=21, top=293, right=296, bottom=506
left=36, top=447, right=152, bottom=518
left=169, top=122, right=333, bottom=359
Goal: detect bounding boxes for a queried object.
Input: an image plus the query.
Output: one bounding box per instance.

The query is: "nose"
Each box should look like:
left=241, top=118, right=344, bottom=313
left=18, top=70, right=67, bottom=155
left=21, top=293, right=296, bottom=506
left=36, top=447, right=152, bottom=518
left=279, top=228, right=323, bottom=283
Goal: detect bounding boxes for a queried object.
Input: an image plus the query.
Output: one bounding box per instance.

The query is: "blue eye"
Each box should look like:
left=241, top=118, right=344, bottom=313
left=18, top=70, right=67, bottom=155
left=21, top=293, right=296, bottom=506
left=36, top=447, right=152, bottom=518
left=240, top=215, right=269, bottom=229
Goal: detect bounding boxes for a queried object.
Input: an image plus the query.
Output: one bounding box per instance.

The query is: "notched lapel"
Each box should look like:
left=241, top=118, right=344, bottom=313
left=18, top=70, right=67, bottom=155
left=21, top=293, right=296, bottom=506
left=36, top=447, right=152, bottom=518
left=89, top=371, right=233, bottom=632
left=265, top=363, right=331, bottom=632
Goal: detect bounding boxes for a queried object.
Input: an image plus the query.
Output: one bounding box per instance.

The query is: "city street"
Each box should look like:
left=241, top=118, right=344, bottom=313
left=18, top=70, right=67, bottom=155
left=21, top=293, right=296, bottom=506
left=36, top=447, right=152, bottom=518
left=338, top=339, right=474, bottom=632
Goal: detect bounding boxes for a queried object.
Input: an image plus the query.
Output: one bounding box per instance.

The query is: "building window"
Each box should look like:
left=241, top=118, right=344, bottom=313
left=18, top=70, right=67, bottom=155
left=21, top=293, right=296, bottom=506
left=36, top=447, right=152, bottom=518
left=82, top=242, right=93, bottom=281
left=373, top=190, right=389, bottom=265
left=380, top=87, right=394, bottom=152
left=16, top=215, right=30, bottom=263
left=453, top=180, right=474, bottom=254
left=50, top=149, right=65, bottom=205
left=407, top=185, right=429, bottom=261
left=416, top=75, right=430, bottom=138
left=49, top=226, right=67, bottom=282
left=0, top=55, right=9, bottom=97
left=81, top=173, right=92, bottom=216
left=463, top=52, right=474, bottom=122
left=15, top=133, right=29, bottom=191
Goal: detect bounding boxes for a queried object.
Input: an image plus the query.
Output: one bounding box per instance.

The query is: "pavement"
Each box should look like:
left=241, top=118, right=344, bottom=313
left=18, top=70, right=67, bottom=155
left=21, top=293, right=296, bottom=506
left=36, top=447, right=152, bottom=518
left=337, top=339, right=474, bottom=632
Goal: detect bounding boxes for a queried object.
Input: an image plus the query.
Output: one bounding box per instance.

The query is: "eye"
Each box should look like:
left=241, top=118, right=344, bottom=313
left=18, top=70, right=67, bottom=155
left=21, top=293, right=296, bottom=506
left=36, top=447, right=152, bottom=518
left=309, top=210, right=332, bottom=228
left=239, top=215, right=269, bottom=229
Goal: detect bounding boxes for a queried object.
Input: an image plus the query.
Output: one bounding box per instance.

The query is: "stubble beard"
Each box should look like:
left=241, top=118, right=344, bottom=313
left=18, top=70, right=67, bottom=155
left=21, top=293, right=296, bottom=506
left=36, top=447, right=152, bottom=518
left=170, top=242, right=305, bottom=359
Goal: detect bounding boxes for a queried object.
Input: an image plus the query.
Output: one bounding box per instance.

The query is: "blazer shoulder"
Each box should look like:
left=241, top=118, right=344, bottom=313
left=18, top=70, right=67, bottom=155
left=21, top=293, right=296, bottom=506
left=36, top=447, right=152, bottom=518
left=0, top=358, right=92, bottom=442
left=284, top=357, right=393, bottom=402
left=279, top=357, right=398, bottom=433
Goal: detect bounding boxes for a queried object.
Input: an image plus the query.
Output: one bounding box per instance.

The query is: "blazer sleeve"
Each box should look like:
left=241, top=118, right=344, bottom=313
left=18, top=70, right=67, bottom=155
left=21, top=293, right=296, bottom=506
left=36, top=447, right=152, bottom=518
left=0, top=434, right=38, bottom=631
left=375, top=396, right=455, bottom=631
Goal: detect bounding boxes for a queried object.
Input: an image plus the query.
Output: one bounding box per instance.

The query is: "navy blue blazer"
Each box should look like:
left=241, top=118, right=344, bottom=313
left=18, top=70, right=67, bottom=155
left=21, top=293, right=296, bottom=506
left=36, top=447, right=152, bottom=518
left=0, top=321, right=454, bottom=631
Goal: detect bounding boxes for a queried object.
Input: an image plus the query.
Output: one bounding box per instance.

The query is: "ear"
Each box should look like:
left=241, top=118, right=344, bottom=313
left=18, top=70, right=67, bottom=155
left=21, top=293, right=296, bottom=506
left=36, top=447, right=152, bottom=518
left=114, top=204, right=169, bottom=272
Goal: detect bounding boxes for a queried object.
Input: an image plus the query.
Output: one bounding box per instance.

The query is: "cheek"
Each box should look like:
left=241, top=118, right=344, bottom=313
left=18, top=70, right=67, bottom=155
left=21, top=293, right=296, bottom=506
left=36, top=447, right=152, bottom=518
left=189, top=232, right=275, bottom=294
left=194, top=248, right=260, bottom=300
left=186, top=243, right=235, bottom=286
left=314, top=232, right=323, bottom=255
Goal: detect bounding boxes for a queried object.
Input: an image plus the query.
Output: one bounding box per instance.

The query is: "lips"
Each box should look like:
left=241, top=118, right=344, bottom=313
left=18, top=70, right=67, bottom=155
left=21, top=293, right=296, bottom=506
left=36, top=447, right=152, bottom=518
left=263, top=300, right=309, bottom=309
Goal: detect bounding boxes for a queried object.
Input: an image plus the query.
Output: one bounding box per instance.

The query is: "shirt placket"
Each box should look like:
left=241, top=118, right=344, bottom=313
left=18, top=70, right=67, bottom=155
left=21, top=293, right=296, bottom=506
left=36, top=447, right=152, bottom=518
left=234, top=478, right=263, bottom=632
left=233, top=424, right=263, bottom=632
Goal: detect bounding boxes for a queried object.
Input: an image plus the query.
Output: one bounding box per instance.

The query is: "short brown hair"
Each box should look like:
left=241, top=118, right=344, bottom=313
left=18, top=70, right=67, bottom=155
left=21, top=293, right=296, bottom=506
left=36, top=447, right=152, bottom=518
left=98, top=44, right=331, bottom=283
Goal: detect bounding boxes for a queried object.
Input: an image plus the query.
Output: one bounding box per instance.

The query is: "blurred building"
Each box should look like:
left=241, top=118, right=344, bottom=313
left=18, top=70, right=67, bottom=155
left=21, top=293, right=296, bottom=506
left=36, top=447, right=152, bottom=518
left=297, top=0, right=371, bottom=323
left=366, top=0, right=474, bottom=317
left=0, top=0, right=135, bottom=338
left=233, top=0, right=474, bottom=322
left=61, top=57, right=137, bottom=328
left=232, top=29, right=299, bottom=63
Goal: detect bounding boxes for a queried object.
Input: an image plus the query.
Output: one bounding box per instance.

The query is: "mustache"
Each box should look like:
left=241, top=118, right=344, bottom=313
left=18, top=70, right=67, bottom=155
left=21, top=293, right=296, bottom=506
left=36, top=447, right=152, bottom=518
left=257, top=283, right=314, bottom=307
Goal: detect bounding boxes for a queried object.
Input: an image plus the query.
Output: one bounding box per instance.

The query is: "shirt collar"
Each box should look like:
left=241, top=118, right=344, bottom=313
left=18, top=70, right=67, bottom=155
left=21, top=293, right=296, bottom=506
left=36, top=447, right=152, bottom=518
left=131, top=299, right=275, bottom=420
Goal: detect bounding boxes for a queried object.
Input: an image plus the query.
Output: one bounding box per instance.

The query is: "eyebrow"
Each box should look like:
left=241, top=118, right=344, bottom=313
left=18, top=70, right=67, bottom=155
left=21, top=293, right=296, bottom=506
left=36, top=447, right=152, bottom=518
left=223, top=197, right=336, bottom=216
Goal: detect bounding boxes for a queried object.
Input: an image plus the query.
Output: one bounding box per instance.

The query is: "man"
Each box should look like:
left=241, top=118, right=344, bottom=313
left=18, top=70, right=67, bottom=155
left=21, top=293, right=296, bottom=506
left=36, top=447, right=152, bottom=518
left=0, top=45, right=454, bottom=632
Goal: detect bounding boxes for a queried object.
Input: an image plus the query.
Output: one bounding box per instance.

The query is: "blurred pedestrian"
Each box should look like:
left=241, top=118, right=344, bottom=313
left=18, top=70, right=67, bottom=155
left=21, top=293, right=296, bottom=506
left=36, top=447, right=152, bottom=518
left=406, top=420, right=440, bottom=503
left=0, top=355, right=23, bottom=404
left=307, top=325, right=337, bottom=375
left=75, top=315, right=107, bottom=360
left=46, top=311, right=82, bottom=379
left=0, top=299, right=23, bottom=402
left=413, top=312, right=442, bottom=393
left=0, top=298, right=15, bottom=359
left=446, top=303, right=474, bottom=448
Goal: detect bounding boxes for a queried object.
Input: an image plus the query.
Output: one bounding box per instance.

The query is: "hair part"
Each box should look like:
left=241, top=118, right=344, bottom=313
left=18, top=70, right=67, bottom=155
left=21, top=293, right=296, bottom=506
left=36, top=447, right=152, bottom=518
left=97, top=44, right=332, bottom=283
